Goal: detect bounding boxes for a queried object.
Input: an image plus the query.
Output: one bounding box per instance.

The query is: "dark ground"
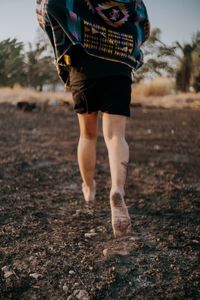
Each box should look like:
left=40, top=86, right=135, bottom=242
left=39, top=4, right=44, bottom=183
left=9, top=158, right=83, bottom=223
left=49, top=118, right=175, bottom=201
left=0, top=102, right=200, bottom=300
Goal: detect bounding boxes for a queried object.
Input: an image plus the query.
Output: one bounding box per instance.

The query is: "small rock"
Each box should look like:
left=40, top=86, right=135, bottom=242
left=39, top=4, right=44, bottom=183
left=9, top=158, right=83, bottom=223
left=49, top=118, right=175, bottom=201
left=103, top=248, right=109, bottom=256
left=29, top=256, right=35, bottom=261
left=4, top=271, right=14, bottom=279
left=67, top=295, right=76, bottom=300
left=73, top=209, right=82, bottom=217
left=84, top=232, right=97, bottom=238
left=147, top=129, right=152, bottom=134
left=96, top=226, right=107, bottom=233
left=192, top=239, right=199, bottom=244
left=154, top=144, right=161, bottom=151
left=73, top=282, right=79, bottom=288
left=2, top=266, right=9, bottom=272
left=2, top=266, right=14, bottom=279
left=103, top=248, right=129, bottom=257
left=29, top=273, right=42, bottom=279
left=63, top=284, right=68, bottom=293
left=129, top=236, right=140, bottom=241
left=73, top=289, right=90, bottom=300
left=69, top=270, right=75, bottom=275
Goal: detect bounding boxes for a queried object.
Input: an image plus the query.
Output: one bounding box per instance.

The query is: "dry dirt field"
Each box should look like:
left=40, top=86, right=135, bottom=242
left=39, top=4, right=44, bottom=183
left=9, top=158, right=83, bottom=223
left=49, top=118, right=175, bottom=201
left=0, top=100, right=200, bottom=299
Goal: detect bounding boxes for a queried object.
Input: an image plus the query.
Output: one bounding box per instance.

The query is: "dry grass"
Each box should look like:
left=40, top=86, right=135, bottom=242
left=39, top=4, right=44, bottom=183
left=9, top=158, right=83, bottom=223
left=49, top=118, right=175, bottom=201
left=0, top=86, right=73, bottom=106
left=133, top=77, right=174, bottom=97
left=0, top=82, right=200, bottom=110
left=132, top=77, right=200, bottom=109
left=132, top=92, right=200, bottom=109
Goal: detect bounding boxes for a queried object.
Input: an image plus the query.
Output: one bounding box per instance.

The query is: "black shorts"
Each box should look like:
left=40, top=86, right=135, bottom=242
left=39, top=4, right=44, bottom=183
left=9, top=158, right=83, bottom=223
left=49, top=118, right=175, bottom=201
left=70, top=76, right=132, bottom=117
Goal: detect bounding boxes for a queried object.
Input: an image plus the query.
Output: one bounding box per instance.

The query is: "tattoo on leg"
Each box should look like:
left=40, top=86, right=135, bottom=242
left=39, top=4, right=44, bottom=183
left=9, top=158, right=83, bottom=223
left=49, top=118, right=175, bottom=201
left=121, top=161, right=128, bottom=182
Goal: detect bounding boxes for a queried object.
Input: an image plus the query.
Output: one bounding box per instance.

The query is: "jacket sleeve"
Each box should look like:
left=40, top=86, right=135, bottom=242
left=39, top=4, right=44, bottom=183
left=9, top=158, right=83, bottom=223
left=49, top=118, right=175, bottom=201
left=135, top=0, right=150, bottom=46
left=36, top=0, right=72, bottom=87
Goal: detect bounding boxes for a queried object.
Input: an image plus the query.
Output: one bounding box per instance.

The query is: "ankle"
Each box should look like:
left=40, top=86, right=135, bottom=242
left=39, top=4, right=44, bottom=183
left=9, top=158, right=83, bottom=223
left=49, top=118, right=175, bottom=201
left=82, top=180, right=96, bottom=202
left=110, top=186, right=125, bottom=198
left=83, top=180, right=96, bottom=190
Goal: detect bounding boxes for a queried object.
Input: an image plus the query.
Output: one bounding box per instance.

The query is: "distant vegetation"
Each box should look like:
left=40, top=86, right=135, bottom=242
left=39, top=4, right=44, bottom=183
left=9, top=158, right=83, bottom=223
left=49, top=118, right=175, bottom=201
left=0, top=28, right=200, bottom=93
left=136, top=29, right=200, bottom=93
left=0, top=30, right=60, bottom=91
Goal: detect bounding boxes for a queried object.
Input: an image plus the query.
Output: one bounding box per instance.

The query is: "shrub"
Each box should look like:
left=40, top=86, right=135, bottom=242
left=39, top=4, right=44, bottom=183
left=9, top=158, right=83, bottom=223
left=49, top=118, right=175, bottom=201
left=133, top=77, right=174, bottom=97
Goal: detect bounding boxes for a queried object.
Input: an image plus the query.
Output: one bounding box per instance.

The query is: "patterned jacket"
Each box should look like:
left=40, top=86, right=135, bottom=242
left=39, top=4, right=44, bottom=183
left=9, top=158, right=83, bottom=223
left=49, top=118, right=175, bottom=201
left=36, top=0, right=150, bottom=85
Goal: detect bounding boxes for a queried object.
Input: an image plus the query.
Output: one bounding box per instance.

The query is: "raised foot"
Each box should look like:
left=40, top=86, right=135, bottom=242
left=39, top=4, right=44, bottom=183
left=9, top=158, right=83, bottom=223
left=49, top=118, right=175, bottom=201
left=110, top=192, right=131, bottom=238
left=82, top=180, right=96, bottom=203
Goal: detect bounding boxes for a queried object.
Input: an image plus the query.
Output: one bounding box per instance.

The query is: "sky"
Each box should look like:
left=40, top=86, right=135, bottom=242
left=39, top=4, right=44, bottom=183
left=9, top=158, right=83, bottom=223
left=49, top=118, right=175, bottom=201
left=0, top=0, right=200, bottom=46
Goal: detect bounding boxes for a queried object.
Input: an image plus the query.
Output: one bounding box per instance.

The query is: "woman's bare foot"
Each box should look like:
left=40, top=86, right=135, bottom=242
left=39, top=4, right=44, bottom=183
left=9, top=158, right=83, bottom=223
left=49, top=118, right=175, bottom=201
left=82, top=180, right=96, bottom=203
left=110, top=192, right=131, bottom=238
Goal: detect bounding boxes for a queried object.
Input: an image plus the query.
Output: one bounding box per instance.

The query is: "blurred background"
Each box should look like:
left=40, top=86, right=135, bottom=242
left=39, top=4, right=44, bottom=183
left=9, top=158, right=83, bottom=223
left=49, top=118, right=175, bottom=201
left=0, top=0, right=200, bottom=106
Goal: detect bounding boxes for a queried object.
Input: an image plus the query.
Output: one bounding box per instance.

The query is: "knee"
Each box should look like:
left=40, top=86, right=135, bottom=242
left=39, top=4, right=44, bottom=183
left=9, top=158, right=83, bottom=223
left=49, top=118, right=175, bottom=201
left=80, top=130, right=97, bottom=140
left=104, top=134, right=126, bottom=147
left=103, top=135, right=115, bottom=147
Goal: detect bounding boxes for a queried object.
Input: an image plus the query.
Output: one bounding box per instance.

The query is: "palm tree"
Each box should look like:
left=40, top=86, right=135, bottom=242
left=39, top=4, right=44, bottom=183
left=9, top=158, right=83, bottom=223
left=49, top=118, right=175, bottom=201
left=175, top=31, right=200, bottom=92
left=134, top=28, right=176, bottom=83
left=175, top=43, right=194, bottom=92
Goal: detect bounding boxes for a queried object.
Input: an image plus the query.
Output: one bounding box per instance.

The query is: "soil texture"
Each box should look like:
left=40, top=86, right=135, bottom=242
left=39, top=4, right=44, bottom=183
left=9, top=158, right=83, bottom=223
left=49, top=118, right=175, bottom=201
left=0, top=103, right=200, bottom=299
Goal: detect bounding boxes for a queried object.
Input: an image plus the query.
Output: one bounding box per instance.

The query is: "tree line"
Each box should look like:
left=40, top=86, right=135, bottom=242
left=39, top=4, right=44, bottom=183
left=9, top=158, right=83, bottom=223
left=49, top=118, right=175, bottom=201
left=0, top=29, right=200, bottom=92
left=0, top=30, right=59, bottom=91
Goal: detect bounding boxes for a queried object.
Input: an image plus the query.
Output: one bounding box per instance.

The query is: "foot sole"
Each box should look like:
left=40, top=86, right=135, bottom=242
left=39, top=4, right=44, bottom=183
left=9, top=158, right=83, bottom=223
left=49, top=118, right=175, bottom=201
left=110, top=192, right=131, bottom=238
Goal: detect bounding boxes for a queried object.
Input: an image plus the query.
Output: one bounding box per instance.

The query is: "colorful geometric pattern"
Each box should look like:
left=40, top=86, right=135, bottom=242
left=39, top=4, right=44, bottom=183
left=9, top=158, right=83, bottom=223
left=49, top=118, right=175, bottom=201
left=36, top=0, right=150, bottom=85
left=94, top=1, right=129, bottom=28
left=83, top=20, right=134, bottom=59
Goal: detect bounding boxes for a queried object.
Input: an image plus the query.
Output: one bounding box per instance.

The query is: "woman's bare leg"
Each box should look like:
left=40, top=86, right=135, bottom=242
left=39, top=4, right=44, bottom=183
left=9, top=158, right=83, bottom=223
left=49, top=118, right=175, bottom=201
left=102, top=113, right=131, bottom=237
left=77, top=112, right=98, bottom=202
